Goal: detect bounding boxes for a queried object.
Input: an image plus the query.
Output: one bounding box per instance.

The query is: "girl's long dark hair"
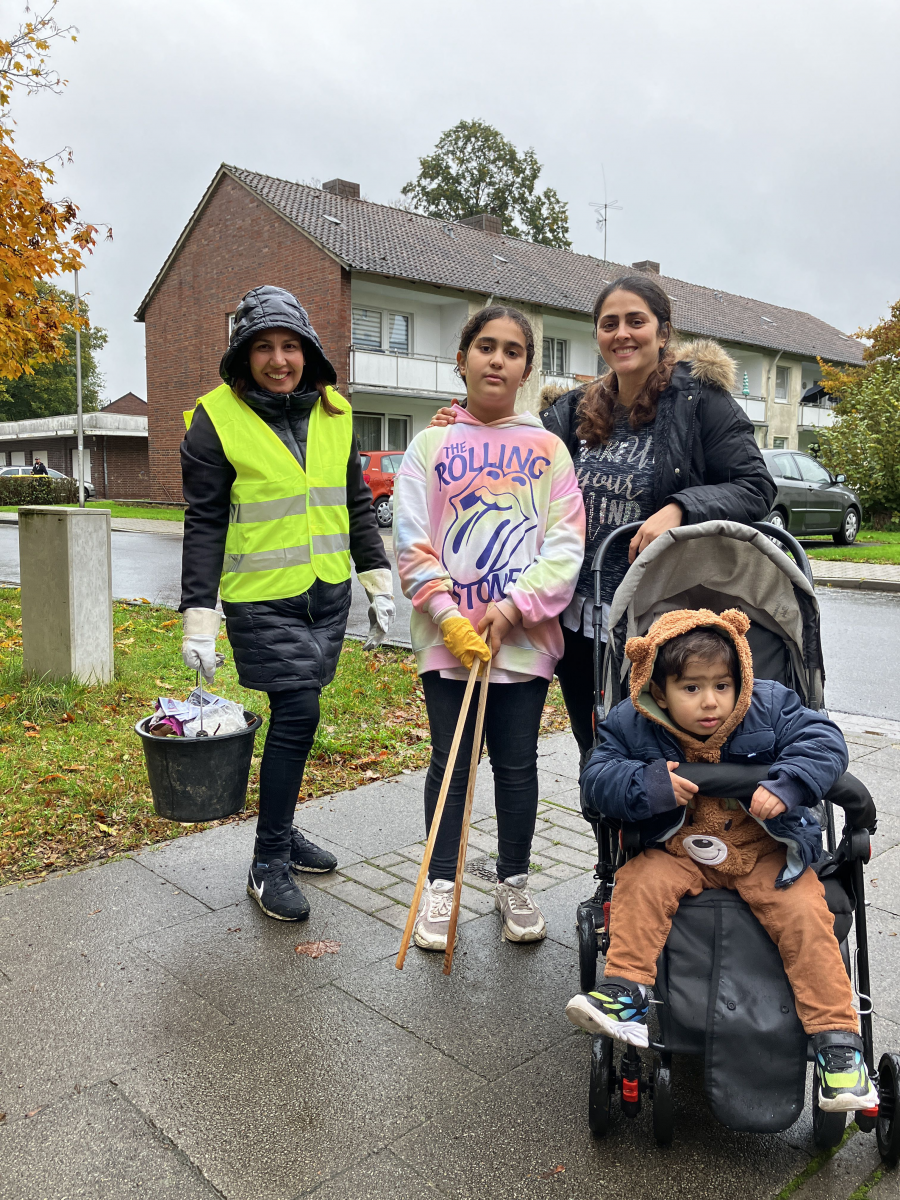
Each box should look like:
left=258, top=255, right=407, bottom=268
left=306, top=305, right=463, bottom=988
left=577, top=275, right=676, bottom=447
left=456, top=305, right=536, bottom=381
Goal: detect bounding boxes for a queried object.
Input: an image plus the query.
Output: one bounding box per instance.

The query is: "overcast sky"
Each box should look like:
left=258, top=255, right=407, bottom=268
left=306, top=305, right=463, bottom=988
left=10, top=0, right=900, bottom=400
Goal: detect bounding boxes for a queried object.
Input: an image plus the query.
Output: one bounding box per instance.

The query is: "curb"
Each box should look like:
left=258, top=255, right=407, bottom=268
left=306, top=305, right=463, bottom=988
left=815, top=578, right=900, bottom=594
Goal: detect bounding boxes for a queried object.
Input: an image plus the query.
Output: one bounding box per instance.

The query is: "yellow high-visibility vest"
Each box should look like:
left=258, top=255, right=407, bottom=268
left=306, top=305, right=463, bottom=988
left=184, top=383, right=352, bottom=602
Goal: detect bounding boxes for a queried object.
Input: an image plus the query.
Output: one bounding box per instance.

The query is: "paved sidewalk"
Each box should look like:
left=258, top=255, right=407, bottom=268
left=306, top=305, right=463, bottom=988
left=0, top=511, right=184, bottom=536
left=809, top=557, right=900, bottom=592
left=1, top=724, right=899, bottom=1199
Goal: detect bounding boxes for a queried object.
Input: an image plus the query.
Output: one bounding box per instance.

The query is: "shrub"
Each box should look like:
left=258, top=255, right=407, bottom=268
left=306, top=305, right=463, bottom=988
left=0, top=475, right=78, bottom=506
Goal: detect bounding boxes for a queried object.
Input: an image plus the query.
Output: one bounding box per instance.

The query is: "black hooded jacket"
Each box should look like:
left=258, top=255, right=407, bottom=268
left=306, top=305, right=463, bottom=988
left=540, top=340, right=776, bottom=531
left=180, top=286, right=388, bottom=612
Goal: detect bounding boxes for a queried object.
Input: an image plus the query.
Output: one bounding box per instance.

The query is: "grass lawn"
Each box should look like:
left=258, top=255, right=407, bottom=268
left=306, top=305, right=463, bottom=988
left=0, top=502, right=185, bottom=521
left=0, top=589, right=569, bottom=885
left=805, top=530, right=900, bottom=565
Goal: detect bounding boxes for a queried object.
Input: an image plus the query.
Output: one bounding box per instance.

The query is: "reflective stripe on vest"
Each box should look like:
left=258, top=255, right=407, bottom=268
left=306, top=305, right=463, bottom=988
left=185, top=384, right=352, bottom=602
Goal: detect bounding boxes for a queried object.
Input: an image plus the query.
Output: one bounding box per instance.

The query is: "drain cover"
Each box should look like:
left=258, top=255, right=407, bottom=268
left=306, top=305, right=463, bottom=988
left=465, top=856, right=497, bottom=882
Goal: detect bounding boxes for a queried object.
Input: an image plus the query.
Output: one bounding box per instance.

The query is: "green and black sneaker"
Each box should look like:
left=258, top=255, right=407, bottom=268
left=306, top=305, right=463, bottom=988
left=565, top=976, right=650, bottom=1047
left=813, top=1031, right=879, bottom=1112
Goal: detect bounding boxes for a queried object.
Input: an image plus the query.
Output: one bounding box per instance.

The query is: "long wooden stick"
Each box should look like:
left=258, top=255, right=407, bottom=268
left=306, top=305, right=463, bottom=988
left=395, top=652, right=482, bottom=970
left=443, top=649, right=492, bottom=975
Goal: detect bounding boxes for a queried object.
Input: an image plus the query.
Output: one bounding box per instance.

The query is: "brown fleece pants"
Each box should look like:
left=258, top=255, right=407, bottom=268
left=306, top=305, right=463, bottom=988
left=604, top=847, right=858, bottom=1034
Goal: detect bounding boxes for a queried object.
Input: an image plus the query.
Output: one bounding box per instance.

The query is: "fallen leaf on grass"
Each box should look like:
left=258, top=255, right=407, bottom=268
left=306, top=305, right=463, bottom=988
left=63, top=765, right=87, bottom=772
left=59, top=712, right=76, bottom=724
left=154, top=679, right=174, bottom=689
left=25, top=732, right=39, bottom=738
left=115, top=637, right=135, bottom=646
left=37, top=774, right=65, bottom=783
left=95, top=823, right=116, bottom=835
left=23, top=722, right=39, bottom=731
left=160, top=618, right=179, bottom=628
left=295, top=939, right=341, bottom=959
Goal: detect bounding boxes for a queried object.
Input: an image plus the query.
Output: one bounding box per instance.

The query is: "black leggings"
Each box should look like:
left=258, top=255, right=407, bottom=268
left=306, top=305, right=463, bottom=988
left=421, top=671, right=549, bottom=882
left=255, top=688, right=320, bottom=861
left=555, top=625, right=604, bottom=763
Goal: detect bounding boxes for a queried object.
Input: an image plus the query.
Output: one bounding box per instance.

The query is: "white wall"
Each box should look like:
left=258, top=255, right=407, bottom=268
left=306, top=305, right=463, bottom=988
left=351, top=279, right=468, bottom=360
left=350, top=391, right=458, bottom=441
left=542, top=312, right=598, bottom=376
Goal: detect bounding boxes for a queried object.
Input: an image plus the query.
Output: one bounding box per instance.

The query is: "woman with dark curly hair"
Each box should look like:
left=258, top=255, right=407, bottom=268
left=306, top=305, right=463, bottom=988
left=540, top=275, right=775, bottom=760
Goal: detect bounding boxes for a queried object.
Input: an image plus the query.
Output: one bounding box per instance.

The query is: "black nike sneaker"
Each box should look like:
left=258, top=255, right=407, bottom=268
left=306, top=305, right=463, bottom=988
left=247, top=858, right=311, bottom=921
left=289, top=827, right=338, bottom=874
left=813, top=1031, right=879, bottom=1112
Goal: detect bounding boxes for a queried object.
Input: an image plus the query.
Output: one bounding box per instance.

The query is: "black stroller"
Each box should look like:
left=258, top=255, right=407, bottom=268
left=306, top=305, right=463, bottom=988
left=574, top=519, right=900, bottom=1162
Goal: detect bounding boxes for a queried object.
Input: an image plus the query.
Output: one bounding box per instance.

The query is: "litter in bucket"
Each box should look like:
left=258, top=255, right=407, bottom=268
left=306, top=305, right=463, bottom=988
left=136, top=686, right=262, bottom=822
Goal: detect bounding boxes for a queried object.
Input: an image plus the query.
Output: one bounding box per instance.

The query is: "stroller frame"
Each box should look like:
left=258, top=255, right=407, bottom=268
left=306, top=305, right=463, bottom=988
left=576, top=520, right=900, bottom=1160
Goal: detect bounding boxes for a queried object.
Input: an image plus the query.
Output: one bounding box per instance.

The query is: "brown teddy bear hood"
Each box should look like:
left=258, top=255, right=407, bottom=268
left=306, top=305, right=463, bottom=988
left=625, top=608, right=754, bottom=763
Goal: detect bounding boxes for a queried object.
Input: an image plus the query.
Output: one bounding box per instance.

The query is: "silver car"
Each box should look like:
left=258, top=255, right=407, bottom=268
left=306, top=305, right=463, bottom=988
left=0, top=465, right=96, bottom=499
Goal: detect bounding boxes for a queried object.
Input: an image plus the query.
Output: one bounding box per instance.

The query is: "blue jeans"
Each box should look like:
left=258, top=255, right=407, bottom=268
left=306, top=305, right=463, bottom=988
left=421, top=671, right=549, bottom=882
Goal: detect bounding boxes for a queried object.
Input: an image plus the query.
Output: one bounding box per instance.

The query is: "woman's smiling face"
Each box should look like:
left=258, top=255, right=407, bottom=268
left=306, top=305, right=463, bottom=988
left=248, top=327, right=306, bottom=394
left=595, top=289, right=668, bottom=385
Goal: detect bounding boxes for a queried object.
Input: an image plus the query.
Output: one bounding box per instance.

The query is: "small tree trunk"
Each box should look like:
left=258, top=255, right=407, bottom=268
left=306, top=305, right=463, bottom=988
left=869, top=509, right=892, bottom=531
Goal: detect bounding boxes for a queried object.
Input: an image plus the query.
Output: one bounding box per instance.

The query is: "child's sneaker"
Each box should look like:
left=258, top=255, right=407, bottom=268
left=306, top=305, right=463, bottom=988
left=813, top=1031, right=879, bottom=1111
left=565, top=976, right=650, bottom=1047
left=413, top=879, right=457, bottom=951
left=494, top=874, right=547, bottom=942
left=247, top=858, right=310, bottom=921
left=289, top=827, right=338, bottom=874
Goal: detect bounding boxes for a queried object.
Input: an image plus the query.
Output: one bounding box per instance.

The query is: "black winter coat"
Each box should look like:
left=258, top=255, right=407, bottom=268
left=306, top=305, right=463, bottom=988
left=540, top=341, right=776, bottom=531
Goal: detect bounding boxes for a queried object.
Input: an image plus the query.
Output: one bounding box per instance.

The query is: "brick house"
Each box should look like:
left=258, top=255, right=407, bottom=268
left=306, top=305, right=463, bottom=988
left=137, top=164, right=866, bottom=500
left=0, top=392, right=150, bottom=499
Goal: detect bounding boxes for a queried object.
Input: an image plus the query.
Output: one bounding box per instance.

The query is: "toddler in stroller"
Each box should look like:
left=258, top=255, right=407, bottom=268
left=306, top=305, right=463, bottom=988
left=565, top=604, right=877, bottom=1114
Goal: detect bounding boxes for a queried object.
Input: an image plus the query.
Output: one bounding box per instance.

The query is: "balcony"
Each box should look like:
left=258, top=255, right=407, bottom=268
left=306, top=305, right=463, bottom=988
left=540, top=371, right=581, bottom=392
left=349, top=348, right=461, bottom=400
left=798, top=404, right=835, bottom=429
left=733, top=394, right=767, bottom=423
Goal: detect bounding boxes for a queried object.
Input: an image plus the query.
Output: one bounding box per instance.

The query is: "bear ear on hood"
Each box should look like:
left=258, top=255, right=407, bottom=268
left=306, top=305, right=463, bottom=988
left=625, top=635, right=653, bottom=669
left=719, top=609, right=751, bottom=637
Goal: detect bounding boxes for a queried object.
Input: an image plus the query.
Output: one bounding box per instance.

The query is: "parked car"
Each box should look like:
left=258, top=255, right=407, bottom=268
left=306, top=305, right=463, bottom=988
left=761, top=449, right=860, bottom=544
left=360, top=450, right=404, bottom=527
left=0, top=465, right=95, bottom=499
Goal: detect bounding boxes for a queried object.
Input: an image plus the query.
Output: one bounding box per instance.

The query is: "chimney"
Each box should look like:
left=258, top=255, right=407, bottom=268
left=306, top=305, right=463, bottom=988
left=322, top=178, right=360, bottom=199
left=632, top=260, right=660, bottom=275
left=459, top=213, right=503, bottom=235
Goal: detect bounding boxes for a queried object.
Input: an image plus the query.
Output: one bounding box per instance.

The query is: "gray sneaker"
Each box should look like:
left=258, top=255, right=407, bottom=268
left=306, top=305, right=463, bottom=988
left=495, top=873, right=547, bottom=942
left=413, top=879, right=458, bottom=951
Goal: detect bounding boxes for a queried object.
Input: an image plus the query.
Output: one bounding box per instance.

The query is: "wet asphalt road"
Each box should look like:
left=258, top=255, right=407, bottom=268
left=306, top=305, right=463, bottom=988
left=1, top=523, right=898, bottom=717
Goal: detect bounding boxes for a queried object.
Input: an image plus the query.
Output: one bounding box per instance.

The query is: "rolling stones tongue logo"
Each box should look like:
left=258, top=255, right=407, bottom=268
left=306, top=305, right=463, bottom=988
left=435, top=443, right=549, bottom=607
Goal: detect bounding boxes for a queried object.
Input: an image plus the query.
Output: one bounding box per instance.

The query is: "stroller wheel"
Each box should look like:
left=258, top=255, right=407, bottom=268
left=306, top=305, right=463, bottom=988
left=588, top=1034, right=615, bottom=1137
left=576, top=902, right=599, bottom=993
left=812, top=1074, right=846, bottom=1150
left=876, top=1051, right=900, bottom=1167
left=652, top=1055, right=674, bottom=1146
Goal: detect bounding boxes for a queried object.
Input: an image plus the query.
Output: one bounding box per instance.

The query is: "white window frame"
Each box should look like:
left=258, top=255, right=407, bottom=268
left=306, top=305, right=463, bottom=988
left=386, top=414, right=410, bottom=451
left=774, top=365, right=790, bottom=402
left=542, top=337, right=568, bottom=375
left=228, top=313, right=236, bottom=337
left=351, top=307, right=414, bottom=355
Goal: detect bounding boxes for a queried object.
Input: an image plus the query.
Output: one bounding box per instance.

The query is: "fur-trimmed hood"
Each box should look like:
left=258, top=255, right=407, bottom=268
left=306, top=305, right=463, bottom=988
left=625, top=607, right=754, bottom=763
left=672, top=338, right=737, bottom=394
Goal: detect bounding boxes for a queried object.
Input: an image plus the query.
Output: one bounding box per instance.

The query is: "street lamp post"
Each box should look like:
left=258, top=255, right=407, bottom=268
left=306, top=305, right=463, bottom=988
left=74, top=270, right=85, bottom=508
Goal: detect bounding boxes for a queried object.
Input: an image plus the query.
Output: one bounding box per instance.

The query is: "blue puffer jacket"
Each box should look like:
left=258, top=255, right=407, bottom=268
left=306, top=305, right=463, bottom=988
left=581, top=679, right=849, bottom=887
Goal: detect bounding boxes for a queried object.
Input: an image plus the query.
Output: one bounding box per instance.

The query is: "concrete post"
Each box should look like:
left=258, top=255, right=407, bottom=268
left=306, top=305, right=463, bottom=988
left=19, top=506, right=114, bottom=684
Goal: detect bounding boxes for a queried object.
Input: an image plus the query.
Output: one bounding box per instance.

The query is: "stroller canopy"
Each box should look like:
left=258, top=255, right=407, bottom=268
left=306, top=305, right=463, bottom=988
left=602, top=521, right=824, bottom=713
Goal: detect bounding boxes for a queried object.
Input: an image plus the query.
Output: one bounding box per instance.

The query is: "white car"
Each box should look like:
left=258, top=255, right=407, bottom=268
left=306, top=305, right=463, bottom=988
left=0, top=465, right=95, bottom=499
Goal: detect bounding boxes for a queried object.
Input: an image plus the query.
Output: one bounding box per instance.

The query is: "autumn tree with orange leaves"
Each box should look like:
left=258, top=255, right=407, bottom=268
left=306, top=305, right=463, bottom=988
left=0, top=2, right=105, bottom=383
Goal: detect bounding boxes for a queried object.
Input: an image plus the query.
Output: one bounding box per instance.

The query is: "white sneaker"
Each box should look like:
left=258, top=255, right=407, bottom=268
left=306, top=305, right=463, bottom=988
left=413, top=879, right=457, bottom=951
left=495, top=873, right=547, bottom=942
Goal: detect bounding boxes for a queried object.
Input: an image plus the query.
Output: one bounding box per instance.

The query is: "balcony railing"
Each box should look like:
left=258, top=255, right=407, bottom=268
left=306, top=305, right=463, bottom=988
left=350, top=348, right=461, bottom=398
left=733, top=394, right=767, bottom=423
left=540, top=371, right=581, bottom=391
left=798, top=404, right=835, bottom=428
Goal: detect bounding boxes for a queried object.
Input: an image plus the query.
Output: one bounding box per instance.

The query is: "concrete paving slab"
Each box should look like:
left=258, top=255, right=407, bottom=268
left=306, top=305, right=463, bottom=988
left=868, top=845, right=900, bottom=917
left=134, top=890, right=400, bottom=1020
left=292, top=778, right=427, bottom=857
left=0, top=856, right=207, bottom=979
left=535, top=872, right=601, bottom=955
left=292, top=1148, right=451, bottom=1199
left=0, top=942, right=229, bottom=1117
left=540, top=786, right=582, bottom=813
left=864, top=906, right=900, bottom=1026
left=872, top=812, right=900, bottom=861
left=335, top=913, right=580, bottom=1081
left=846, top=761, right=900, bottom=820
left=790, top=1129, right=883, bottom=1200
left=537, top=769, right=582, bottom=802
left=860, top=745, right=900, bottom=775
left=391, top=1035, right=810, bottom=1200
left=0, top=1081, right=220, bottom=1200
left=113, top=985, right=479, bottom=1200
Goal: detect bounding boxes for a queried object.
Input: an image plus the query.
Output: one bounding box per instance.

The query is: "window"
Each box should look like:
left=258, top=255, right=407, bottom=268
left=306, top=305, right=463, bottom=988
left=359, top=454, right=371, bottom=472
left=353, top=413, right=382, bottom=452
left=227, top=313, right=236, bottom=337
left=352, top=308, right=382, bottom=350
left=352, top=307, right=413, bottom=354
left=774, top=366, right=790, bottom=401
left=772, top=452, right=799, bottom=478
left=387, top=416, right=408, bottom=451
left=542, top=337, right=568, bottom=374
left=796, top=455, right=831, bottom=484
left=772, top=437, right=788, bottom=451
left=386, top=314, right=409, bottom=354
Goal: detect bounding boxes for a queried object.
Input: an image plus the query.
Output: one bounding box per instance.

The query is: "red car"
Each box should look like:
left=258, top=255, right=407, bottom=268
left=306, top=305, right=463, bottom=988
left=360, top=450, right=404, bottom=527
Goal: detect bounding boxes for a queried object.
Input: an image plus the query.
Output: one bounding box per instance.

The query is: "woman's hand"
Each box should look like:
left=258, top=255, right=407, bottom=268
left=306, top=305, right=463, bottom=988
left=429, top=405, right=459, bottom=428
left=667, top=761, right=699, bottom=806
left=628, top=502, right=684, bottom=563
left=477, top=601, right=520, bottom=657
left=750, top=785, right=787, bottom=820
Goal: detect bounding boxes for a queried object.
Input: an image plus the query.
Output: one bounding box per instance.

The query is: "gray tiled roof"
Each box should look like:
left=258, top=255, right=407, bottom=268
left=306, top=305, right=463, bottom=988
left=146, top=164, right=866, bottom=365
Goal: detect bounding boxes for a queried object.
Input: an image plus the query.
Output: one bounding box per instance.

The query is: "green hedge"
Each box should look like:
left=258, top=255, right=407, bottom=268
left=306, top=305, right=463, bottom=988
left=0, top=476, right=79, bottom=506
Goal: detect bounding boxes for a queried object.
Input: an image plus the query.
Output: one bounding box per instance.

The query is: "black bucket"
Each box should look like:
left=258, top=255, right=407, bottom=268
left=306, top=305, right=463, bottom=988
left=135, top=712, right=263, bottom=822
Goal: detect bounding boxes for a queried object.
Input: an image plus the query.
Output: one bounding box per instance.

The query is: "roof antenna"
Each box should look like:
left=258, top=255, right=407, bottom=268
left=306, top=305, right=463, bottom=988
left=589, top=166, right=623, bottom=263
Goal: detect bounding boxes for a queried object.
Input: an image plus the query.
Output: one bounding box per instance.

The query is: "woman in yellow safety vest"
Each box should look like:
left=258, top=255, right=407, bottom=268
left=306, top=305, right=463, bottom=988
left=179, top=285, right=394, bottom=921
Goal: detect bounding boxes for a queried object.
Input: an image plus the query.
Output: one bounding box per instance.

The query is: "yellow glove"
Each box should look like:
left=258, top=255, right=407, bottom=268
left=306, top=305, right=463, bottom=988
left=440, top=616, right=491, bottom=669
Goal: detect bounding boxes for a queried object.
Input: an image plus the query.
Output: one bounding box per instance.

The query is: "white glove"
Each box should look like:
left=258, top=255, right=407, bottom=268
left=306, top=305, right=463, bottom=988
left=358, top=568, right=395, bottom=651
left=181, top=607, right=225, bottom=683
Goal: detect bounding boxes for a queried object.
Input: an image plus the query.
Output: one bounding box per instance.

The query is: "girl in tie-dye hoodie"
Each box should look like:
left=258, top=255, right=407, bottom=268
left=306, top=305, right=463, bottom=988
left=393, top=306, right=585, bottom=951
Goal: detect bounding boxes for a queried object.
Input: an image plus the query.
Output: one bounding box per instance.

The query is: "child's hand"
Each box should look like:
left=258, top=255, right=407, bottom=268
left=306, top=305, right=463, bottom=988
left=429, top=404, right=459, bottom=428
left=477, top=602, right=518, bottom=657
left=750, top=785, right=787, bottom=820
left=667, top=761, right=699, bottom=806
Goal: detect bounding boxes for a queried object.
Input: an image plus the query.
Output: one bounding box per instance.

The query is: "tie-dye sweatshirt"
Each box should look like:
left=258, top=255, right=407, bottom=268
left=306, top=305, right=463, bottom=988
left=393, top=407, right=586, bottom=681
